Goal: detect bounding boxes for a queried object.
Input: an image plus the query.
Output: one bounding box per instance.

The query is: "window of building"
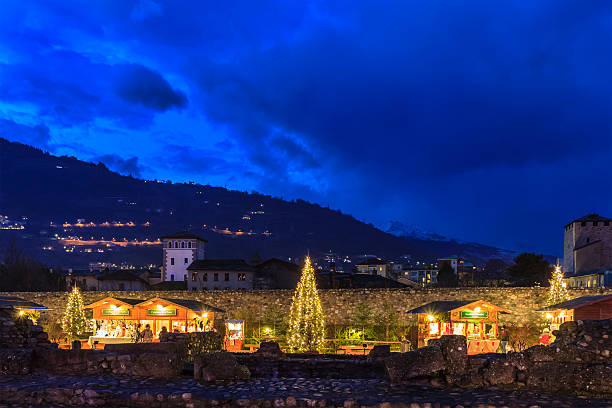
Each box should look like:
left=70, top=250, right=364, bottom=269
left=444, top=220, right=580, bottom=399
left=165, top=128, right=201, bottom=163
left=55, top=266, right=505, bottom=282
left=171, top=275, right=175, bottom=281
left=605, top=221, right=610, bottom=226
left=225, top=272, right=229, bottom=281
left=184, top=257, right=189, bottom=264
left=184, top=274, right=187, bottom=281
left=581, top=222, right=586, bottom=226
left=214, top=273, right=219, bottom=281
left=587, top=238, right=591, bottom=243
left=238, top=273, right=247, bottom=281
left=593, top=221, right=599, bottom=226
left=188, top=242, right=192, bottom=248
left=203, top=273, right=208, bottom=281
left=192, top=272, right=198, bottom=281
left=168, top=242, right=172, bottom=248
left=170, top=258, right=174, bottom=265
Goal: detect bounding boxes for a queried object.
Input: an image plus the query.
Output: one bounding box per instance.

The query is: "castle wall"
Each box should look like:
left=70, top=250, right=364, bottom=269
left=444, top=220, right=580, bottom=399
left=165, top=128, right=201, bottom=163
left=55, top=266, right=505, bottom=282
left=3, top=287, right=612, bottom=327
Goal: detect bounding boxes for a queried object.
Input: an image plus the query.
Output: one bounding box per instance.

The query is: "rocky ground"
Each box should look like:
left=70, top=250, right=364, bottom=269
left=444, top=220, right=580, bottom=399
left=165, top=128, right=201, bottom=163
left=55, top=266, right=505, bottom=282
left=1, top=374, right=611, bottom=408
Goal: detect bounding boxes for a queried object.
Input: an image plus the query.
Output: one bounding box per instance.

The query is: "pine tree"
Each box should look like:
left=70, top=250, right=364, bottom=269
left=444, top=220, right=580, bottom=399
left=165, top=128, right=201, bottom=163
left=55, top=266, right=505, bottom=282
left=287, top=256, right=326, bottom=352
left=547, top=265, right=569, bottom=305
left=62, top=286, right=88, bottom=341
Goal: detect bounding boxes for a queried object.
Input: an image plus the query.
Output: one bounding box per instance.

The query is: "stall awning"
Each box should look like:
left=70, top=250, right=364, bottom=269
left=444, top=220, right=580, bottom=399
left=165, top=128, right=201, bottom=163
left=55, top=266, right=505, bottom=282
left=0, top=296, right=49, bottom=310
left=84, top=297, right=143, bottom=309
left=406, top=300, right=478, bottom=314
left=537, top=294, right=612, bottom=312
left=407, top=300, right=510, bottom=314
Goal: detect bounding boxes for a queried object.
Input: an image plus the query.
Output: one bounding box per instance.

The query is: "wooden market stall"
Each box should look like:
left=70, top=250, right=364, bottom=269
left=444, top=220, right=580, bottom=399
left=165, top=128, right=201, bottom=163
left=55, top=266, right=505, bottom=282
left=84, top=296, right=226, bottom=347
left=0, top=296, right=50, bottom=316
left=407, top=300, right=510, bottom=354
left=133, top=297, right=225, bottom=336
left=538, top=294, right=612, bottom=331
left=84, top=297, right=143, bottom=347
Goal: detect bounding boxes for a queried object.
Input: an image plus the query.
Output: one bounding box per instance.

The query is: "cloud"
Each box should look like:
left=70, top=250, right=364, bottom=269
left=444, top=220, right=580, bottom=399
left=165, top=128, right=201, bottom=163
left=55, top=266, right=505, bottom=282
left=1, top=0, right=612, bottom=253
left=93, top=154, right=144, bottom=177
left=114, top=64, right=187, bottom=111
left=0, top=119, right=51, bottom=148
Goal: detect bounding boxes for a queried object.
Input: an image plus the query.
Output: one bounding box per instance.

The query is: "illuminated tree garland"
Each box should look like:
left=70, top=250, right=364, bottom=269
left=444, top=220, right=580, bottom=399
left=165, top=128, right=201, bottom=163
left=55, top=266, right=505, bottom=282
left=62, top=286, right=88, bottom=341
left=287, top=256, right=326, bottom=352
left=547, top=265, right=569, bottom=305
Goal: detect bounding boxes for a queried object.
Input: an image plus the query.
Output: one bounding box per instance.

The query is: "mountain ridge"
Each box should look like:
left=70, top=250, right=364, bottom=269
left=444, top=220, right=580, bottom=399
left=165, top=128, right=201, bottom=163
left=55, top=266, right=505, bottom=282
left=0, top=137, right=519, bottom=268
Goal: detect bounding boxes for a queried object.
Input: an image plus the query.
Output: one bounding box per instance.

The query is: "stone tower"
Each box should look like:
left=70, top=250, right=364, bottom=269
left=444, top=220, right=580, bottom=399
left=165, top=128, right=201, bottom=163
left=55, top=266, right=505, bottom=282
left=563, top=214, right=612, bottom=274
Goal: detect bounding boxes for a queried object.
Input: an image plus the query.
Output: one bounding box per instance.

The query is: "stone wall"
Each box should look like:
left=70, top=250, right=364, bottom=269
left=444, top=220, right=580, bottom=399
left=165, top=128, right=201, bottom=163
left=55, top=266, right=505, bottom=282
left=3, top=287, right=612, bottom=326
left=385, top=319, right=612, bottom=395
left=235, top=355, right=385, bottom=379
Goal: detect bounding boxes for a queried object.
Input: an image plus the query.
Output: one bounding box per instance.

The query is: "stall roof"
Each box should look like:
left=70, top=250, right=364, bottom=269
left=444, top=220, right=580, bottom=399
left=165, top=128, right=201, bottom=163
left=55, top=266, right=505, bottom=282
left=0, top=296, right=49, bottom=310
left=537, top=294, right=612, bottom=312
left=406, top=300, right=477, bottom=314
left=84, top=297, right=143, bottom=309
left=138, top=297, right=226, bottom=313
left=406, top=300, right=510, bottom=314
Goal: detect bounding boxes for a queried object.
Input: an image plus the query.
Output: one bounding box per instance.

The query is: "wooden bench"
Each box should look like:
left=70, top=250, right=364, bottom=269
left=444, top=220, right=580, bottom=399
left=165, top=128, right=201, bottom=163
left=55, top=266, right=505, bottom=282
left=337, top=345, right=374, bottom=355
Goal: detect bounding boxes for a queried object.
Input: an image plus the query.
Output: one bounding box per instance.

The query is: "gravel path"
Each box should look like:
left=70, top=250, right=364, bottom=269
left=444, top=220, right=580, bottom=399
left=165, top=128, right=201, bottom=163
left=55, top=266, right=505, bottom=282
left=1, top=374, right=611, bottom=408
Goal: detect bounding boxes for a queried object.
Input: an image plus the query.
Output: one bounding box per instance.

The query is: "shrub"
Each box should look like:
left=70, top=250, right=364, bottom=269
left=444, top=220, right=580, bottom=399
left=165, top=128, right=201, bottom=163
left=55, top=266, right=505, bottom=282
left=187, top=332, right=223, bottom=359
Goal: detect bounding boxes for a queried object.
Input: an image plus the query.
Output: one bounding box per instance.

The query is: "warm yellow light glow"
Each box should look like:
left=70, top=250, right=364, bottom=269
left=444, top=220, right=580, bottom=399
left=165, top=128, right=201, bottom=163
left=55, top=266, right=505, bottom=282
left=19, top=310, right=25, bottom=316
left=202, top=312, right=208, bottom=318
left=427, top=314, right=435, bottom=321
left=110, top=304, right=117, bottom=310
left=263, top=327, right=272, bottom=334
left=157, top=304, right=165, bottom=310
left=474, top=307, right=481, bottom=312
left=545, top=313, right=553, bottom=319
left=481, top=304, right=487, bottom=307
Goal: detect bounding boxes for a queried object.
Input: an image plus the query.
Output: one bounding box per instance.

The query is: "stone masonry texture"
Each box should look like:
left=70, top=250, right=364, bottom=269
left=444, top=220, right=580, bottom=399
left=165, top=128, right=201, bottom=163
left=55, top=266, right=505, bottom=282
left=2, top=287, right=611, bottom=326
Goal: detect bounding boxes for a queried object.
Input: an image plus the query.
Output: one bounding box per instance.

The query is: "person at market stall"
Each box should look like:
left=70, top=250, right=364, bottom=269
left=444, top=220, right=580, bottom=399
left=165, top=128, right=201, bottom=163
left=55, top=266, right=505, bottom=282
left=159, top=326, right=168, bottom=339
left=499, top=325, right=509, bottom=353
left=141, top=324, right=153, bottom=342
left=539, top=328, right=551, bottom=346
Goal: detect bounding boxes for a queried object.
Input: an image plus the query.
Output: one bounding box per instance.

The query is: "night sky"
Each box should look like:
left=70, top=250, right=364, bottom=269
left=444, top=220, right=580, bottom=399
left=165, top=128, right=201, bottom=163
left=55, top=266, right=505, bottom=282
left=1, top=1, right=611, bottom=256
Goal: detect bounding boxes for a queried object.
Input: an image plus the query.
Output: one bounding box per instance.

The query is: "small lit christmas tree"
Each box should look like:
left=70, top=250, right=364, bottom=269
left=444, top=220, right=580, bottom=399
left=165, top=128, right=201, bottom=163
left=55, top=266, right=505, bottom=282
left=62, top=286, right=88, bottom=341
left=287, top=256, right=326, bottom=352
left=547, top=265, right=569, bottom=305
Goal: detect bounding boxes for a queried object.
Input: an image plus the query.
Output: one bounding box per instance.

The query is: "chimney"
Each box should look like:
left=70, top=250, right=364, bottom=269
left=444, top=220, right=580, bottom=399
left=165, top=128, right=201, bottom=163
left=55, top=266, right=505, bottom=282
left=329, top=261, right=335, bottom=288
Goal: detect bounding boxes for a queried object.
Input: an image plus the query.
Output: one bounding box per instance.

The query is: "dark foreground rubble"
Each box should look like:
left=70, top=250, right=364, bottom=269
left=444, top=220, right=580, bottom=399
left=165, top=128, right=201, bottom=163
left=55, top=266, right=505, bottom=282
left=0, top=373, right=611, bottom=408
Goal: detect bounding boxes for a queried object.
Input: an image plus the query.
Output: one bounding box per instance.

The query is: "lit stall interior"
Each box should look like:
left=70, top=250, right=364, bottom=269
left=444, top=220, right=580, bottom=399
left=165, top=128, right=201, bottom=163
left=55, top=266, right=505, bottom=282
left=407, top=300, right=510, bottom=354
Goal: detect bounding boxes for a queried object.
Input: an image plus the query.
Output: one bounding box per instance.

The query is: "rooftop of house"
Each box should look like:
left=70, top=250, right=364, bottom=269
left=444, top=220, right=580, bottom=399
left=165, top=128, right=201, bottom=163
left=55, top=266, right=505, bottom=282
left=161, top=231, right=208, bottom=242
left=187, top=259, right=255, bottom=271
left=565, top=268, right=612, bottom=278
left=355, top=257, right=387, bottom=266
left=97, top=270, right=149, bottom=284
left=256, top=258, right=299, bottom=270
left=537, top=294, right=612, bottom=311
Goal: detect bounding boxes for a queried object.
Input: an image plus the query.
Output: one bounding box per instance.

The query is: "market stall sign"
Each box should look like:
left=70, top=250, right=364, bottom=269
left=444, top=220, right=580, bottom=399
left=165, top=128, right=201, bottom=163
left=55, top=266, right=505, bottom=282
left=460, top=311, right=489, bottom=319
left=101, top=308, right=130, bottom=316
left=147, top=308, right=177, bottom=317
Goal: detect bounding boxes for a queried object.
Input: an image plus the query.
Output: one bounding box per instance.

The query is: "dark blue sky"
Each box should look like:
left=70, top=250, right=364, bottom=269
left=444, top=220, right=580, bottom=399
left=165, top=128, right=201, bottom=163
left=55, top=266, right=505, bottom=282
left=1, top=1, right=611, bottom=255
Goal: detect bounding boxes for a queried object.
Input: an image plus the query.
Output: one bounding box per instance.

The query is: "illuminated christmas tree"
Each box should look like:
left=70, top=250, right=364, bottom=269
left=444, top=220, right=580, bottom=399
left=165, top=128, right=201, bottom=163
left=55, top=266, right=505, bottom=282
left=287, top=256, right=326, bottom=352
left=547, top=265, right=569, bottom=305
left=62, top=286, right=88, bottom=341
